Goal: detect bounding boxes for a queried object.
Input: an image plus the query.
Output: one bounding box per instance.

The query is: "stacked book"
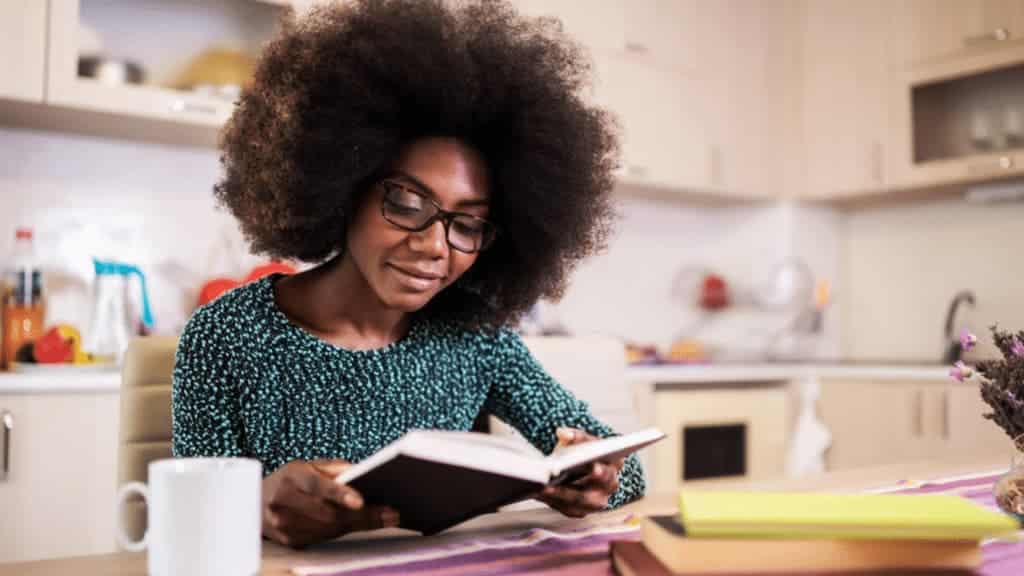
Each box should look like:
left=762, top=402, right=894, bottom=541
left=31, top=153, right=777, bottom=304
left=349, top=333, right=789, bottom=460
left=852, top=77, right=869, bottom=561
left=611, top=491, right=1021, bottom=575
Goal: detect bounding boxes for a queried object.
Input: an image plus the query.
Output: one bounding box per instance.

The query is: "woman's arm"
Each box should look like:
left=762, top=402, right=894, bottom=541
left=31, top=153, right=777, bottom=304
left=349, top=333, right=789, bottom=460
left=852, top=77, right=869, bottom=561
left=481, top=329, right=645, bottom=509
left=171, top=307, right=246, bottom=458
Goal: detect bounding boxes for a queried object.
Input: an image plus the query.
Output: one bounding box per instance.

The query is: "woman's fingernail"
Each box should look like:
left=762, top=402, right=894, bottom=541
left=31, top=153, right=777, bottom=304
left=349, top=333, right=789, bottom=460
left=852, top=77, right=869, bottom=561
left=344, top=492, right=363, bottom=508
left=593, top=463, right=604, bottom=476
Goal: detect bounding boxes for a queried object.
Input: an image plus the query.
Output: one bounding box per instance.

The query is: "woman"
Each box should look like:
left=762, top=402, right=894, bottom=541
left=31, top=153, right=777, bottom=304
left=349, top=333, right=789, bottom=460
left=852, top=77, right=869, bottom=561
left=172, top=0, right=643, bottom=548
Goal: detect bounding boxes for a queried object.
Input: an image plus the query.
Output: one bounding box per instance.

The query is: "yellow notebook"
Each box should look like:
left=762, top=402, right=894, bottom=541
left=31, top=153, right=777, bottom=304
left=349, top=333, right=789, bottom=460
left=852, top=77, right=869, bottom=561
left=678, top=490, right=1020, bottom=541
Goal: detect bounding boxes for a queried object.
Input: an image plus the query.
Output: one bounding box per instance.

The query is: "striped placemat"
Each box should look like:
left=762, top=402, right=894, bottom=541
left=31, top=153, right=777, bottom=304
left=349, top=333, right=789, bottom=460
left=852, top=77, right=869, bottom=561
left=886, top=469, right=1024, bottom=576
left=293, top=469, right=1024, bottom=576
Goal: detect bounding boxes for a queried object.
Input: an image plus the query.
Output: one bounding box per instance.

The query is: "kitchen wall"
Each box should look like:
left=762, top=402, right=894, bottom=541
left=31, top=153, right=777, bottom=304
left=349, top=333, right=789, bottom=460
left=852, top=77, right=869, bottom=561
left=840, top=194, right=1024, bottom=362
left=546, top=196, right=842, bottom=360
left=0, top=126, right=842, bottom=358
left=0, top=126, right=263, bottom=335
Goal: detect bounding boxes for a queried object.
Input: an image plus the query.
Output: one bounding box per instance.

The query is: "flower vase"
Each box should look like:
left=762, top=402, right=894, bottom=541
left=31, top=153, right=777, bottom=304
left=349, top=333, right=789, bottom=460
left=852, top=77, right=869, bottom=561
left=993, top=434, right=1024, bottom=522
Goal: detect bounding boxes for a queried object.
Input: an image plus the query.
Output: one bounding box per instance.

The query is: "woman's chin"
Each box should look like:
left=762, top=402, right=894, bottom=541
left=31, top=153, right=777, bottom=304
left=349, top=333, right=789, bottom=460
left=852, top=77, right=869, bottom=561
left=380, top=290, right=435, bottom=313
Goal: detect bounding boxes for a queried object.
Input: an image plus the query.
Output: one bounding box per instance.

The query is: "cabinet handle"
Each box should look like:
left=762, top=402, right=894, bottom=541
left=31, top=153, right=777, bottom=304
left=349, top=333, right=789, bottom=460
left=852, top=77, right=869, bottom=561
left=941, top=389, right=950, bottom=440
left=1, top=410, right=11, bottom=482
left=710, top=145, right=723, bottom=188
left=624, top=41, right=649, bottom=54
left=870, top=140, right=884, bottom=185
left=967, top=156, right=1015, bottom=176
left=963, top=27, right=1010, bottom=46
left=168, top=99, right=220, bottom=116
left=623, top=164, right=648, bottom=179
left=912, top=390, right=923, bottom=438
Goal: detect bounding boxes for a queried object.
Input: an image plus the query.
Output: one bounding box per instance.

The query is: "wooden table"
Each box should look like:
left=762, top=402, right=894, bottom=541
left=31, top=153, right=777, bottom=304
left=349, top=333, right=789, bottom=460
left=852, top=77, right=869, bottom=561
left=0, top=455, right=1010, bottom=576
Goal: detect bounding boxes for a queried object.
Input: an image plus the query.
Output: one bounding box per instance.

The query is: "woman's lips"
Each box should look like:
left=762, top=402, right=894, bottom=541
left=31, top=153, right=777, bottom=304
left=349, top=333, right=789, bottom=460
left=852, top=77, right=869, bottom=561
left=387, top=263, right=444, bottom=291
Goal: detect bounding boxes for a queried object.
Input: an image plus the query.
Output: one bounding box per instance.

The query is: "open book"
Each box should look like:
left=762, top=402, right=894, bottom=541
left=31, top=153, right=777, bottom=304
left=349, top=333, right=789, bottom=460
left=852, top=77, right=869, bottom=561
left=333, top=427, right=664, bottom=534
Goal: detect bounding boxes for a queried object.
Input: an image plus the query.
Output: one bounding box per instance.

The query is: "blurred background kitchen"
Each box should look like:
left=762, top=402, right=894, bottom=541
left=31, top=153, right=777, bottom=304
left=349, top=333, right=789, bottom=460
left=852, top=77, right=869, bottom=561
left=3, top=0, right=1024, bottom=563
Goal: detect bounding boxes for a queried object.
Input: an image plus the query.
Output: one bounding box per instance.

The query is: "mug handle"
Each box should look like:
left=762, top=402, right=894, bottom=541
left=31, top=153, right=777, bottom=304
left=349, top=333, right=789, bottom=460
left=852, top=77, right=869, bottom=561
left=116, top=481, right=150, bottom=552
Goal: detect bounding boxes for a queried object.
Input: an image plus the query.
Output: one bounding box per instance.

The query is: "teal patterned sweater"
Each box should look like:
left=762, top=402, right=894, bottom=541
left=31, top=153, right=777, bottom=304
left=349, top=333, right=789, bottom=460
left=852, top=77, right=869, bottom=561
left=171, top=276, right=644, bottom=508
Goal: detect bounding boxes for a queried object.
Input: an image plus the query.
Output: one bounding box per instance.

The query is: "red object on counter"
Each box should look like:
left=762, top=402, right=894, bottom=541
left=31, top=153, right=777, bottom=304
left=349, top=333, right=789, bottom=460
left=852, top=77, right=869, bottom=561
left=197, top=262, right=297, bottom=307
left=32, top=326, right=74, bottom=363
left=197, top=277, right=241, bottom=307
left=699, top=274, right=730, bottom=310
left=243, top=261, right=297, bottom=284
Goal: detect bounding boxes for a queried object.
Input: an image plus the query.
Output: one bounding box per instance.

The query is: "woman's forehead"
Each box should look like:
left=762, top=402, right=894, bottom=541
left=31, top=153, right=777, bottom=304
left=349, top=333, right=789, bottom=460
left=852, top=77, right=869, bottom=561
left=390, top=138, right=490, bottom=206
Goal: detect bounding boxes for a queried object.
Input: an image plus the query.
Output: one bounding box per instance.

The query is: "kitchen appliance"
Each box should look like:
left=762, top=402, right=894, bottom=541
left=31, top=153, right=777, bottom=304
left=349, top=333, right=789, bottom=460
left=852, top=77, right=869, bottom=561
left=83, top=259, right=154, bottom=364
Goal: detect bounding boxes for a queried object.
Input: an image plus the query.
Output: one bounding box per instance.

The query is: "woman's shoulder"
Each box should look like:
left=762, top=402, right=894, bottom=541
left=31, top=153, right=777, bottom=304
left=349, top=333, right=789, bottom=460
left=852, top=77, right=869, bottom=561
left=421, top=319, right=524, bottom=355
left=179, top=278, right=273, bottom=346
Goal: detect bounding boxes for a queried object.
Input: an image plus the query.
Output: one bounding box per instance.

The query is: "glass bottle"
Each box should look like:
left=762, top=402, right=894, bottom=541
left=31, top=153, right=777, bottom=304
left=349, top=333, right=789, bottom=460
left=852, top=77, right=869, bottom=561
left=1, top=228, right=45, bottom=370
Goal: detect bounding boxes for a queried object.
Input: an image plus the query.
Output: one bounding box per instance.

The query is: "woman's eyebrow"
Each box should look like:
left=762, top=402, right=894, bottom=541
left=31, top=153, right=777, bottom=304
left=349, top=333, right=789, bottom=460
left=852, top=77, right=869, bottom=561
left=390, top=170, right=489, bottom=208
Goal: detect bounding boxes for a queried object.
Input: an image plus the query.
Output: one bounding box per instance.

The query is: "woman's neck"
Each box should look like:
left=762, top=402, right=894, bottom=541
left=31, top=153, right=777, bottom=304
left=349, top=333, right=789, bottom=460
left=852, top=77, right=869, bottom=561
left=274, top=255, right=410, bottom=350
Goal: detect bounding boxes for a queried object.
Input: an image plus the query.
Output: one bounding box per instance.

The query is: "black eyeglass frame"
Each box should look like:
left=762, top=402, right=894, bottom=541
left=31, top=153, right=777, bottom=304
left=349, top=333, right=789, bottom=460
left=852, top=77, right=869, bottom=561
left=378, top=179, right=499, bottom=253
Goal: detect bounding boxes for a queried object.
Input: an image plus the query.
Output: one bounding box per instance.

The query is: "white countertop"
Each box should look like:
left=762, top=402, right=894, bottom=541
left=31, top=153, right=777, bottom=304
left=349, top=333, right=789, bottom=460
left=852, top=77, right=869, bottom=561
left=627, top=362, right=952, bottom=384
left=0, top=370, right=121, bottom=394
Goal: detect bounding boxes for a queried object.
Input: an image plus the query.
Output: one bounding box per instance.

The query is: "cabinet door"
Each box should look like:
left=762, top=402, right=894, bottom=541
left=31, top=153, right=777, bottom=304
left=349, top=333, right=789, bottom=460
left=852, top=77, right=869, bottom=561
left=0, top=0, right=47, bottom=102
left=819, top=380, right=938, bottom=471
left=944, top=384, right=1017, bottom=458
left=623, top=0, right=700, bottom=73
left=592, top=55, right=711, bottom=193
left=0, top=393, right=120, bottom=563
left=510, top=0, right=627, bottom=57
left=698, top=0, right=785, bottom=197
left=801, top=0, right=890, bottom=198
left=651, top=387, right=788, bottom=493
left=891, top=0, right=1024, bottom=67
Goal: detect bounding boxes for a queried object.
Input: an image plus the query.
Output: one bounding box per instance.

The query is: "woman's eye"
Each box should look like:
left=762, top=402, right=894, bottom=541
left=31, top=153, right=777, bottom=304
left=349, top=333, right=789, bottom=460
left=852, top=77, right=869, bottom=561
left=452, top=220, right=483, bottom=236
left=388, top=201, right=422, bottom=214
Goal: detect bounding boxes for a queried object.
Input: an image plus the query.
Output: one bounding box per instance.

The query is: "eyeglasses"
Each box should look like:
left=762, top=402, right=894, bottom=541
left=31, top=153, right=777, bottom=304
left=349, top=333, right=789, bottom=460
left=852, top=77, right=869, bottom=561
left=379, top=180, right=498, bottom=253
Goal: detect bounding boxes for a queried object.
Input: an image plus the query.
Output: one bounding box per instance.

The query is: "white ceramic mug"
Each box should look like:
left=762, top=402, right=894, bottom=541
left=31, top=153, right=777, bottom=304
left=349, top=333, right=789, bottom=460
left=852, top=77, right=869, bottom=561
left=116, top=458, right=262, bottom=576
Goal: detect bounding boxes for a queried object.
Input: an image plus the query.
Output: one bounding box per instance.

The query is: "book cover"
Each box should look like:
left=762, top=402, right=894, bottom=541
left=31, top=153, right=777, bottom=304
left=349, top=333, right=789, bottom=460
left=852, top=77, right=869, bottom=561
left=642, top=515, right=981, bottom=574
left=677, top=491, right=1020, bottom=541
left=333, top=428, right=664, bottom=534
left=610, top=539, right=980, bottom=576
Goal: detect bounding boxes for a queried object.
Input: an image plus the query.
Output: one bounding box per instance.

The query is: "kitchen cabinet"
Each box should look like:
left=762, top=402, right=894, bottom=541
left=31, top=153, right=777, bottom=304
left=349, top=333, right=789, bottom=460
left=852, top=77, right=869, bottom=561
left=513, top=0, right=712, bottom=194
left=889, top=43, right=1024, bottom=189
left=649, top=385, right=789, bottom=493
left=819, top=379, right=1013, bottom=472
left=0, top=0, right=47, bottom=103
left=799, top=0, right=892, bottom=198
left=591, top=56, right=712, bottom=193
left=0, top=392, right=120, bottom=563
left=43, top=0, right=287, bottom=142
left=945, top=383, right=1017, bottom=457
left=891, top=0, right=1024, bottom=68
left=697, top=0, right=789, bottom=198
left=511, top=0, right=699, bottom=73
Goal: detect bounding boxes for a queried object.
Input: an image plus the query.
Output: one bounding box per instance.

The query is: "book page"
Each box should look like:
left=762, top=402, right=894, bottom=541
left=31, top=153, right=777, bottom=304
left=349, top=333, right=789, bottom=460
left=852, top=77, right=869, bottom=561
left=545, top=428, right=665, bottom=482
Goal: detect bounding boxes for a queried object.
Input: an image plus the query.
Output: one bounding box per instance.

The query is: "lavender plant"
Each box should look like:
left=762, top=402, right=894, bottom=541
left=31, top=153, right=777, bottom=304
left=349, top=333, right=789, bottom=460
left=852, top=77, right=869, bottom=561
left=951, top=326, right=1024, bottom=445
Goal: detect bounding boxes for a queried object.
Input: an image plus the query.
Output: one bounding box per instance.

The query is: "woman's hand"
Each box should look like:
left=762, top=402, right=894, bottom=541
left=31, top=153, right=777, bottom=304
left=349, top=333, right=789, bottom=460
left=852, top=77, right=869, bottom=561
left=536, top=428, right=624, bottom=518
left=261, top=459, right=400, bottom=548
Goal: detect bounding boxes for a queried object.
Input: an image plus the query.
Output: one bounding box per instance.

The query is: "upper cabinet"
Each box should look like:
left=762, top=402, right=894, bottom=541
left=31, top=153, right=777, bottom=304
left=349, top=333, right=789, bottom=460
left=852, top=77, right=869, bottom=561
left=46, top=0, right=287, bottom=134
left=512, top=0, right=699, bottom=72
left=513, top=0, right=713, bottom=195
left=892, top=0, right=1024, bottom=67
left=0, top=0, right=47, bottom=103
left=799, top=0, right=891, bottom=199
left=698, top=0, right=789, bottom=198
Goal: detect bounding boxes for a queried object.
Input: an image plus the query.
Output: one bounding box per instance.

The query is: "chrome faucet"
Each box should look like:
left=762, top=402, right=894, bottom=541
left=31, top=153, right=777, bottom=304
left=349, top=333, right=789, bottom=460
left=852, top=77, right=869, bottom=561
left=942, top=290, right=976, bottom=364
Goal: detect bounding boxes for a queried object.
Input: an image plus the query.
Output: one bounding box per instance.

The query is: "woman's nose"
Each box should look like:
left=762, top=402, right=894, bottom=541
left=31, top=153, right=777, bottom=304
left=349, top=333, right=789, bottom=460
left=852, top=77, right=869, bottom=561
left=408, top=219, right=449, bottom=257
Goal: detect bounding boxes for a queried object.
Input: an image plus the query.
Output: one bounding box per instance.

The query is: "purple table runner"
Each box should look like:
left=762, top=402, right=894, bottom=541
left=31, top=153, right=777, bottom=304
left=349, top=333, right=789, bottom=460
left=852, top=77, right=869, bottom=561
left=294, top=470, right=1024, bottom=576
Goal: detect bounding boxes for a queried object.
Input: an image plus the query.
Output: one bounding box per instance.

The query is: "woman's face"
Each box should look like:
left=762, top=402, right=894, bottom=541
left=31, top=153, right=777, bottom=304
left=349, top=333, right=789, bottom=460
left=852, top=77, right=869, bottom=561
left=345, top=137, right=492, bottom=312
